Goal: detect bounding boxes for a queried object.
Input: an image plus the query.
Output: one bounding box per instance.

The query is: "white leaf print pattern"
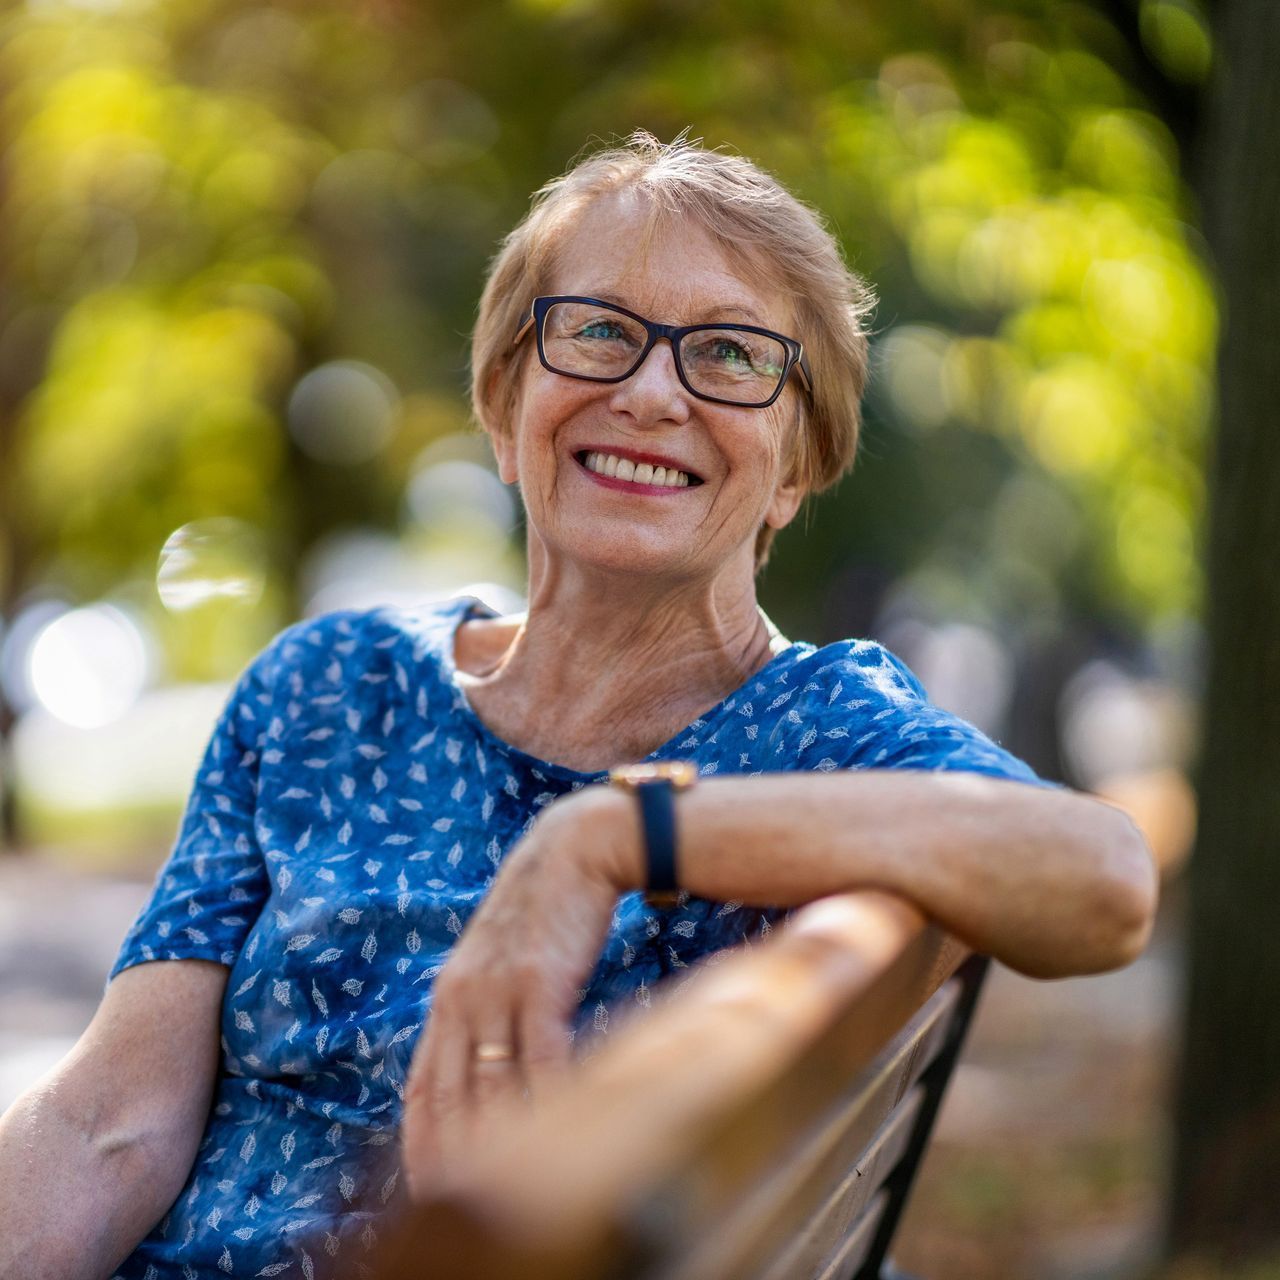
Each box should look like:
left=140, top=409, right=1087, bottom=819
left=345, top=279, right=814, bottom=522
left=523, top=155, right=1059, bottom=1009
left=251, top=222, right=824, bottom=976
left=233, top=971, right=260, bottom=998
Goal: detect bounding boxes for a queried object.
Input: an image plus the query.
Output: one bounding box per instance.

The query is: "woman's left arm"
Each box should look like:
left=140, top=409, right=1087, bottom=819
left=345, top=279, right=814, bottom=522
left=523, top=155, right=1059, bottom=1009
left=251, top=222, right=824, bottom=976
left=401, top=771, right=1157, bottom=1195
left=581, top=770, right=1159, bottom=981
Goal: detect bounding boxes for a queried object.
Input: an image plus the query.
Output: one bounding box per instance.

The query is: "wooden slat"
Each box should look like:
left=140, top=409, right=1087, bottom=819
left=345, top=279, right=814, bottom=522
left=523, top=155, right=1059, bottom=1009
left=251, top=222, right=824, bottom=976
left=376, top=891, right=972, bottom=1280
left=752, top=1087, right=926, bottom=1280
left=661, top=982, right=960, bottom=1280
left=814, top=1188, right=891, bottom=1280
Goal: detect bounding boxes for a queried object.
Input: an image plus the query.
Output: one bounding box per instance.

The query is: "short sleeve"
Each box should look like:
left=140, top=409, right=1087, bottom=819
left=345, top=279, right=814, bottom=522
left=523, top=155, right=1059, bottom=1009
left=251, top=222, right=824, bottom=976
left=841, top=647, right=1062, bottom=789
left=108, top=632, right=288, bottom=981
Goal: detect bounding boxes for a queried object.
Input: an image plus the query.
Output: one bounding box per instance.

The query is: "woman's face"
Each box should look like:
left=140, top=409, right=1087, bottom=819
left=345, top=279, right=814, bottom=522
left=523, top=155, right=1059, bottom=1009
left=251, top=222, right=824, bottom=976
left=491, top=190, right=806, bottom=587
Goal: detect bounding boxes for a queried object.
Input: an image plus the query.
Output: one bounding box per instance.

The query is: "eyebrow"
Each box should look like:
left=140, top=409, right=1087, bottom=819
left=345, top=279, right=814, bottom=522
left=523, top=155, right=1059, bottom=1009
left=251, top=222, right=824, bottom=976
left=591, top=292, right=771, bottom=328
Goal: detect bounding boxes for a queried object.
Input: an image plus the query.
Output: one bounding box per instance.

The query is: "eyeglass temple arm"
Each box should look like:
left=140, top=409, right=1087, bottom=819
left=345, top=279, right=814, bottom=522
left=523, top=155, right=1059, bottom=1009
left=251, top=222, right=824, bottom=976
left=512, top=313, right=536, bottom=346
left=794, top=351, right=814, bottom=397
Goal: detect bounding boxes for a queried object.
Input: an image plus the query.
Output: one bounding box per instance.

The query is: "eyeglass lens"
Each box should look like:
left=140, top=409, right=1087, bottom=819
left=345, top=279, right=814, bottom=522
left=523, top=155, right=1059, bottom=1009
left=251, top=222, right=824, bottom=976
left=541, top=301, right=788, bottom=405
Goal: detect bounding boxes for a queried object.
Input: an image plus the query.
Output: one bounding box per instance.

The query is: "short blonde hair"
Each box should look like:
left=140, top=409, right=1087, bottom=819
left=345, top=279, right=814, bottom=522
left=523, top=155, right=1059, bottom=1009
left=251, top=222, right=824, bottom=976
left=470, top=131, right=876, bottom=569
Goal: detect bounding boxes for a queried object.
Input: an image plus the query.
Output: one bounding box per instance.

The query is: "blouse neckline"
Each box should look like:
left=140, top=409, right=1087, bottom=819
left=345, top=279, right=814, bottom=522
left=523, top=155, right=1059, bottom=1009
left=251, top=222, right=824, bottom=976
left=434, top=593, right=808, bottom=784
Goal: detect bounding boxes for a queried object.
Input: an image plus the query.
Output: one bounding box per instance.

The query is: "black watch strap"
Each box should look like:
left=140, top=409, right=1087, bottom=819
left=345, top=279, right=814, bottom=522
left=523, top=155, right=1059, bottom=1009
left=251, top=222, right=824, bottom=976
left=636, top=779, right=680, bottom=905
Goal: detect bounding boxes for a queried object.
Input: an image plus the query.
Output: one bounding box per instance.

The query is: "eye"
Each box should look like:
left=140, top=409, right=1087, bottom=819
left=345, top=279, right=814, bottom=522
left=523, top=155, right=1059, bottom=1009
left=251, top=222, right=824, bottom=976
left=575, top=316, right=628, bottom=341
left=686, top=333, right=760, bottom=367
left=708, top=337, right=753, bottom=365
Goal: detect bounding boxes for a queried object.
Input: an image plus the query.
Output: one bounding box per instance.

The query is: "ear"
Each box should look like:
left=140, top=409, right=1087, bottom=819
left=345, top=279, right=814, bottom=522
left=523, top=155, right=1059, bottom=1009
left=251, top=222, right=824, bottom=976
left=488, top=423, right=520, bottom=486
left=764, top=472, right=805, bottom=531
left=764, top=430, right=807, bottom=530
left=483, top=366, right=521, bottom=486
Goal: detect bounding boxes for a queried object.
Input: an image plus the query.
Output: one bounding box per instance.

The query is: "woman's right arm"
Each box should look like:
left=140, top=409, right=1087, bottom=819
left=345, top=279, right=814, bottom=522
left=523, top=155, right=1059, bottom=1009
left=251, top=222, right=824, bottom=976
left=0, top=958, right=228, bottom=1280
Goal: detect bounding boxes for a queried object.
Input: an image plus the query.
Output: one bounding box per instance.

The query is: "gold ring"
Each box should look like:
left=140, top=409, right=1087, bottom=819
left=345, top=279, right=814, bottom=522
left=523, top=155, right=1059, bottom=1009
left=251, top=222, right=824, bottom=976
left=473, top=1042, right=516, bottom=1063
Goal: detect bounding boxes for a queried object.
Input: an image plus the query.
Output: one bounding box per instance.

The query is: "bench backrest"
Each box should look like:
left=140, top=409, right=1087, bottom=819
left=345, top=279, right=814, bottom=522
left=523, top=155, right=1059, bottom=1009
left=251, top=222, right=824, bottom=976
left=375, top=891, right=985, bottom=1280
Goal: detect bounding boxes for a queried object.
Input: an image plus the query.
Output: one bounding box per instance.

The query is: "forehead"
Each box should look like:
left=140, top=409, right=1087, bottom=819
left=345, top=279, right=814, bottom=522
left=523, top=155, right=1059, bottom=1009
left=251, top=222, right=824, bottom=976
left=547, top=189, right=792, bottom=331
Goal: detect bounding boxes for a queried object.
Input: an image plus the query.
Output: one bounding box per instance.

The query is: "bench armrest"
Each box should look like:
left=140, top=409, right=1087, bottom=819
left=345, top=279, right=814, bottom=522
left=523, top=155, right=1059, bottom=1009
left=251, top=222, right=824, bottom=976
left=377, top=890, right=974, bottom=1280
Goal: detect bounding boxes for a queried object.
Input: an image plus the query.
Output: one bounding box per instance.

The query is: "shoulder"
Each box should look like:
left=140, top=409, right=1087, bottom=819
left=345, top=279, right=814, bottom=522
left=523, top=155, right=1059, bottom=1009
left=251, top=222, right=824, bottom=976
left=251, top=595, right=478, bottom=685
left=778, top=636, right=1049, bottom=785
left=783, top=637, right=928, bottom=715
left=709, top=637, right=929, bottom=766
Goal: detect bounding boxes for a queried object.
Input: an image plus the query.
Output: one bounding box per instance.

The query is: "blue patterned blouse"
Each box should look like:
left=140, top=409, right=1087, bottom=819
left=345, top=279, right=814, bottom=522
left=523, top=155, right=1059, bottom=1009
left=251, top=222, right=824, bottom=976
left=108, top=592, right=1048, bottom=1279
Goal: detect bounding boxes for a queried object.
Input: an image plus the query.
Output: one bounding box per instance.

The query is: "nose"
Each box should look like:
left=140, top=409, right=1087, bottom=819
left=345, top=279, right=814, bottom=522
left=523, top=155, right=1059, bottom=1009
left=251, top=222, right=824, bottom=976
left=606, top=338, right=692, bottom=426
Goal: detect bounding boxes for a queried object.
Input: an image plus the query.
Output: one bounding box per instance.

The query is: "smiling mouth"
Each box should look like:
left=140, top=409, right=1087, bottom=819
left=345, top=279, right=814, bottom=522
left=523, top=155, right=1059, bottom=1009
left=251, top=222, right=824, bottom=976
left=574, top=450, right=704, bottom=488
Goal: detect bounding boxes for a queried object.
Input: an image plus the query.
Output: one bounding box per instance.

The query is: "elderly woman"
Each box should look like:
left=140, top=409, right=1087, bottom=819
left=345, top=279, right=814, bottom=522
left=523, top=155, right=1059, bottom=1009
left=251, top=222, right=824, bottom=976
left=0, top=133, right=1157, bottom=1280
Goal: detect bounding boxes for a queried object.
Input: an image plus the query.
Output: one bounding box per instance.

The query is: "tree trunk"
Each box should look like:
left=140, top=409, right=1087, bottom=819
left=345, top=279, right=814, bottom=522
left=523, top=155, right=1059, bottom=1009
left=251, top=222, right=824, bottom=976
left=1167, top=0, right=1280, bottom=1263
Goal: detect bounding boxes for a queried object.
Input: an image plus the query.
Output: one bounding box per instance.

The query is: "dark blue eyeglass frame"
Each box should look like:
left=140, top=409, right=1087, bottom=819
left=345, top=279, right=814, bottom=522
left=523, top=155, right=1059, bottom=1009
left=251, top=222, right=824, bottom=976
left=512, top=295, right=815, bottom=409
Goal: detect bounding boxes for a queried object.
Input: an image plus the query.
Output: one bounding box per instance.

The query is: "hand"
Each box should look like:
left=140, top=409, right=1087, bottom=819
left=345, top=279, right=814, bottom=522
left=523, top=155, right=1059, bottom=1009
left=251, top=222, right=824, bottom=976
left=400, top=788, right=633, bottom=1200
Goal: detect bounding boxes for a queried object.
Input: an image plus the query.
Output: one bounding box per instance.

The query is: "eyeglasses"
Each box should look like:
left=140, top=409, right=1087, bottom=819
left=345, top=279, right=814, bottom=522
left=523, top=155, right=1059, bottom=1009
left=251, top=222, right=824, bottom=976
left=512, top=295, right=814, bottom=409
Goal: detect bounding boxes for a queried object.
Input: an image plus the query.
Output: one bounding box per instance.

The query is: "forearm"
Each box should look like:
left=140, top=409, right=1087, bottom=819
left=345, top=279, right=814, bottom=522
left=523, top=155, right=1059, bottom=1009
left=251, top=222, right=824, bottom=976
left=576, top=770, right=1158, bottom=979
left=0, top=1075, right=188, bottom=1279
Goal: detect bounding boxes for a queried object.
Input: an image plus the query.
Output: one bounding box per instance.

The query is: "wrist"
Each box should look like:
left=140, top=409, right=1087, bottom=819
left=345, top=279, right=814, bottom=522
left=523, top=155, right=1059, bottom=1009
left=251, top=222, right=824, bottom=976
left=547, top=785, right=646, bottom=894
left=607, top=761, right=699, bottom=905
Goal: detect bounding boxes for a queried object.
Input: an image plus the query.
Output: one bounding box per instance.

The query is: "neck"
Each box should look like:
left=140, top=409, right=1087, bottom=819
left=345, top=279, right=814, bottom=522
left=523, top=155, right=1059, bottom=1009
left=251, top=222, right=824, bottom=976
left=456, top=544, right=781, bottom=768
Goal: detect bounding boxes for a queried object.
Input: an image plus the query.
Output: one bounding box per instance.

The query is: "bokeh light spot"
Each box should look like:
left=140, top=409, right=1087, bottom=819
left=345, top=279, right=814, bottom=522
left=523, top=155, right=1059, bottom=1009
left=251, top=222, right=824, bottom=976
left=878, top=325, right=954, bottom=432
left=157, top=518, right=268, bottom=612
left=287, top=359, right=398, bottom=464
left=28, top=604, right=149, bottom=729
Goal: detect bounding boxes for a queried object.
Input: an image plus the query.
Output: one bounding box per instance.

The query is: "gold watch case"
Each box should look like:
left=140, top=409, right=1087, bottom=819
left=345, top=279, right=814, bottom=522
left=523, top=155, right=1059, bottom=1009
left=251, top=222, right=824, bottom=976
left=607, top=760, right=700, bottom=792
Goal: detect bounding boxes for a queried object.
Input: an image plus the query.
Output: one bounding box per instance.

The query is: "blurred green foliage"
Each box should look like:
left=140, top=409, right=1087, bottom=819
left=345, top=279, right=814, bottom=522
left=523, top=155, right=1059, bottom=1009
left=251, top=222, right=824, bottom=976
left=0, top=0, right=1214, bottom=680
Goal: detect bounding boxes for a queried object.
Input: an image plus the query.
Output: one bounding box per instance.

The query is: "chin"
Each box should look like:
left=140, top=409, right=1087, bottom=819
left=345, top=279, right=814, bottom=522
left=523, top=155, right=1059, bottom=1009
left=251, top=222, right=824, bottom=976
left=550, top=527, right=706, bottom=581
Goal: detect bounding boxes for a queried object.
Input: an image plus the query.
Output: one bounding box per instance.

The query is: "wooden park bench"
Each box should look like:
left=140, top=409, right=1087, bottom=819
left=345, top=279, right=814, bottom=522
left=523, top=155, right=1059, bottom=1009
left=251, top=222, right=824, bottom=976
left=375, top=889, right=985, bottom=1280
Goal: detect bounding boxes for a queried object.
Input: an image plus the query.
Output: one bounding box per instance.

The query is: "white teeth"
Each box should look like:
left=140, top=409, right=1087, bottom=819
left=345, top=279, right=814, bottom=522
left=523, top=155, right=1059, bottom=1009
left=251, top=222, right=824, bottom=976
left=582, top=451, right=692, bottom=487
left=586, top=453, right=696, bottom=486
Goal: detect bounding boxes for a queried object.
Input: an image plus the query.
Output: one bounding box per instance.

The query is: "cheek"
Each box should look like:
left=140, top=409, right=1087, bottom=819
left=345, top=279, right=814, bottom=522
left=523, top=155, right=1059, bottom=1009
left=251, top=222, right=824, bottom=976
left=507, top=381, right=599, bottom=493
left=745, top=410, right=794, bottom=477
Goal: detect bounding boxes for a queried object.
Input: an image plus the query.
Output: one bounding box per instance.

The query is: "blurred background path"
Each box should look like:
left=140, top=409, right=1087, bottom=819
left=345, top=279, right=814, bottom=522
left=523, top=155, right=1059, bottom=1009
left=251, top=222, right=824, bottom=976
left=0, top=855, right=149, bottom=1112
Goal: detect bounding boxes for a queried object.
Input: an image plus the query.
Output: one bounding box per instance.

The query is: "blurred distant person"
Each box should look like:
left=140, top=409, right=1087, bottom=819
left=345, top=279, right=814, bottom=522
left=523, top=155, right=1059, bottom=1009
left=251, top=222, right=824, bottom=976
left=0, top=131, right=1158, bottom=1279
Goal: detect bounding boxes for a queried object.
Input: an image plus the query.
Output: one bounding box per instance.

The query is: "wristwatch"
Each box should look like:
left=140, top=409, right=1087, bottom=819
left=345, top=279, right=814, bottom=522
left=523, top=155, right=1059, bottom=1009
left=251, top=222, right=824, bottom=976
left=607, top=761, right=699, bottom=907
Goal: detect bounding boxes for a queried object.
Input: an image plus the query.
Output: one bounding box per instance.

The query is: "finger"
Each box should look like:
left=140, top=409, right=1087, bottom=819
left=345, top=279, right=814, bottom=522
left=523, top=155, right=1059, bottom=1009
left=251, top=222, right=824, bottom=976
left=469, top=1014, right=524, bottom=1114
left=517, top=1000, right=573, bottom=1105
left=416, top=1002, right=472, bottom=1179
